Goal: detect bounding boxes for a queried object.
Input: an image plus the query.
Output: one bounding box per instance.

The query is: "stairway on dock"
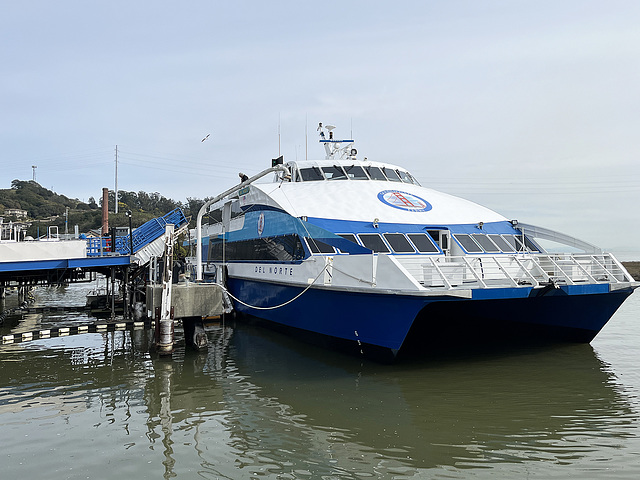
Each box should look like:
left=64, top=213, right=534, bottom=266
left=86, top=208, right=190, bottom=264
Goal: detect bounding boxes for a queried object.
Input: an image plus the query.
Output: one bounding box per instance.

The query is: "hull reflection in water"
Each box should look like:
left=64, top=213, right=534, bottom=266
left=0, top=321, right=638, bottom=479
left=228, top=321, right=638, bottom=474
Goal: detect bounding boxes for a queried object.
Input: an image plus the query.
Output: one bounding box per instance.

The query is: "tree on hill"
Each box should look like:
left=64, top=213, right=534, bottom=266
left=112, top=190, right=180, bottom=216
left=1, top=179, right=210, bottom=238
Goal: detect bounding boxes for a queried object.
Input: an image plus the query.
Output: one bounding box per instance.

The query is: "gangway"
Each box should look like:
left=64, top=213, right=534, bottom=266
left=2, top=208, right=189, bottom=287
left=86, top=208, right=189, bottom=265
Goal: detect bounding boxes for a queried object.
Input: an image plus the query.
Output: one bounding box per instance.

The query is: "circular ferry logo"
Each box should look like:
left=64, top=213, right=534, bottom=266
left=257, top=212, right=265, bottom=236
left=377, top=190, right=432, bottom=212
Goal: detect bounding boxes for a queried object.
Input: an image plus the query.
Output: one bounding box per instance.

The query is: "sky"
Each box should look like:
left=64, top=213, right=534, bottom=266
left=2, top=1, right=640, bottom=258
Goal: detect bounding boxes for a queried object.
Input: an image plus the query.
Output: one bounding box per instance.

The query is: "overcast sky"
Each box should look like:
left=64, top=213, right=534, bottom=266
left=2, top=1, right=639, bottom=258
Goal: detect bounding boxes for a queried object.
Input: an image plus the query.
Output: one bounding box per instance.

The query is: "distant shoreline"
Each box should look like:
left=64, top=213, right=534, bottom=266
left=622, top=262, right=640, bottom=281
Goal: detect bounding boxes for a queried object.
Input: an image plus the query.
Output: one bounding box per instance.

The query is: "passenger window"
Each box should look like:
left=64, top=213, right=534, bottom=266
left=321, top=166, right=347, bottom=180
left=300, top=167, right=324, bottom=181
left=338, top=234, right=358, bottom=244
left=397, top=171, right=413, bottom=184
left=454, top=234, right=483, bottom=253
left=472, top=234, right=500, bottom=253
left=382, top=167, right=402, bottom=182
left=343, top=165, right=368, bottom=180
left=306, top=238, right=336, bottom=254
left=523, top=235, right=540, bottom=252
left=365, top=166, right=387, bottom=181
left=503, top=235, right=525, bottom=252
left=358, top=234, right=390, bottom=253
left=406, top=172, right=421, bottom=186
left=336, top=234, right=359, bottom=253
left=383, top=233, right=416, bottom=253
left=408, top=233, right=439, bottom=253
left=488, top=234, right=515, bottom=252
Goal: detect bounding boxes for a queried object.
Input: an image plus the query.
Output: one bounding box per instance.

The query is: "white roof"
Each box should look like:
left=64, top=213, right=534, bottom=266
left=251, top=179, right=507, bottom=225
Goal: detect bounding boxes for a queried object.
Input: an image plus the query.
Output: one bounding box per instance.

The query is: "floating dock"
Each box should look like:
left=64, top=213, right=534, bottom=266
left=2, top=319, right=154, bottom=345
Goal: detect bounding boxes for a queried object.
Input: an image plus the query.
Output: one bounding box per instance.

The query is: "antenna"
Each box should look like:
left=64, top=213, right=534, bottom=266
left=305, top=115, right=308, bottom=161
left=114, top=145, right=119, bottom=214
left=278, top=113, right=281, bottom=156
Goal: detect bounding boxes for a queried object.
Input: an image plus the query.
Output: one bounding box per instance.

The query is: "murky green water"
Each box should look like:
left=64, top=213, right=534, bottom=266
left=1, top=284, right=639, bottom=479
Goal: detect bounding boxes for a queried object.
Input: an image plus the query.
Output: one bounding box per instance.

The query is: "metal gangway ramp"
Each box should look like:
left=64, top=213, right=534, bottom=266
left=86, top=208, right=189, bottom=265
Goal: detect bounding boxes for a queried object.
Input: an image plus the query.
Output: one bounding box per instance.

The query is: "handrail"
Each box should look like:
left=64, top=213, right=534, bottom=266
left=86, top=208, right=188, bottom=257
left=196, top=165, right=291, bottom=281
left=395, top=253, right=633, bottom=290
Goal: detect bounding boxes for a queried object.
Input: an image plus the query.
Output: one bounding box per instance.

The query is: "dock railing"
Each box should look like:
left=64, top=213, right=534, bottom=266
left=86, top=208, right=188, bottom=257
left=395, top=253, right=633, bottom=290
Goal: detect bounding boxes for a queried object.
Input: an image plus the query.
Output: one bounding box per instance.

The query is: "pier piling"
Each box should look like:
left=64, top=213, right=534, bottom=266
left=155, top=225, right=176, bottom=355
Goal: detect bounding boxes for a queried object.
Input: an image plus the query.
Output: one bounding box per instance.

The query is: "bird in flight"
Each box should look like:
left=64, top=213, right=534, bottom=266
left=201, top=134, right=210, bottom=142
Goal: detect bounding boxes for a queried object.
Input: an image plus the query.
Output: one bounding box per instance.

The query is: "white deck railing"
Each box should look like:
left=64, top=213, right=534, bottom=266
left=395, top=253, right=633, bottom=290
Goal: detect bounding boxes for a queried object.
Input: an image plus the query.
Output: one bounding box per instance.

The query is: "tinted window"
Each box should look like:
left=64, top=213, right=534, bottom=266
left=503, top=235, right=525, bottom=252
left=523, top=235, right=540, bottom=252
left=321, top=166, right=347, bottom=180
left=407, top=233, right=439, bottom=253
left=343, top=165, right=368, bottom=180
left=365, top=166, right=387, bottom=181
left=307, top=238, right=336, bottom=254
left=300, top=167, right=324, bottom=181
left=454, top=234, right=483, bottom=253
left=208, top=234, right=305, bottom=262
left=382, top=167, right=402, bottom=182
left=406, top=172, right=421, bottom=186
left=488, top=234, right=515, bottom=252
left=336, top=234, right=359, bottom=253
left=338, top=234, right=358, bottom=244
left=427, top=230, right=442, bottom=247
left=397, top=171, right=413, bottom=184
left=358, top=234, right=390, bottom=253
left=472, top=234, right=500, bottom=253
left=383, top=233, right=416, bottom=253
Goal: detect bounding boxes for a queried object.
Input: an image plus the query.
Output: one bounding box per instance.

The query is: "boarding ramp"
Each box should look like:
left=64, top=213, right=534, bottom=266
left=395, top=254, right=634, bottom=290
left=87, top=208, right=189, bottom=265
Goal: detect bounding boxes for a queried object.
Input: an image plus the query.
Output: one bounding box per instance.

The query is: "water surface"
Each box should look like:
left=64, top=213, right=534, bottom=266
left=1, top=284, right=639, bottom=479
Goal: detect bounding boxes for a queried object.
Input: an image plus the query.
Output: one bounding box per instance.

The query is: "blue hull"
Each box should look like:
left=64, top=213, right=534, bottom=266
left=226, top=276, right=634, bottom=359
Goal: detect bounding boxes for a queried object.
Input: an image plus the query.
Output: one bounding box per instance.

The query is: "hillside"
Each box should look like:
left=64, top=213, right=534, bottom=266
left=623, top=262, right=640, bottom=281
left=0, top=180, right=197, bottom=238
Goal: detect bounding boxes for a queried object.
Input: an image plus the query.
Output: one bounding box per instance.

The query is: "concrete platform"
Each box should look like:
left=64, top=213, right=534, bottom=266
left=146, top=282, right=227, bottom=319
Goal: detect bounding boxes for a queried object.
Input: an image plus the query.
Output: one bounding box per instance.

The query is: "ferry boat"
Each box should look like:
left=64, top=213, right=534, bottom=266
left=189, top=123, right=638, bottom=360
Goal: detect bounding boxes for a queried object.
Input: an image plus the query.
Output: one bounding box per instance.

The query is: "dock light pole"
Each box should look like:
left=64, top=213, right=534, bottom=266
left=196, top=164, right=290, bottom=281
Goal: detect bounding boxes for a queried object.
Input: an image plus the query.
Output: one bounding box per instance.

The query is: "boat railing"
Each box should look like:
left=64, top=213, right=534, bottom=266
left=395, top=253, right=633, bottom=290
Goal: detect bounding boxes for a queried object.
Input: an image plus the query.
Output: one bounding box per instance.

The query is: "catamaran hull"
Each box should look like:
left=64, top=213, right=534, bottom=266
left=226, top=276, right=634, bottom=360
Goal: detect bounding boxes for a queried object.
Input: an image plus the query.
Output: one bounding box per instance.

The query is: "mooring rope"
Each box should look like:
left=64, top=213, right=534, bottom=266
left=220, top=262, right=330, bottom=311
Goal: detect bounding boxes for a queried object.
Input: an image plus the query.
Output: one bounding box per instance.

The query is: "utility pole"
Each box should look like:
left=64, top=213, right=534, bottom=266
left=115, top=145, right=119, bottom=214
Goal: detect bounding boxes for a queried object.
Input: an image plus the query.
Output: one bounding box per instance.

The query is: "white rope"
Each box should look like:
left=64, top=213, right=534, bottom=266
left=221, top=263, right=329, bottom=310
left=330, top=264, right=376, bottom=286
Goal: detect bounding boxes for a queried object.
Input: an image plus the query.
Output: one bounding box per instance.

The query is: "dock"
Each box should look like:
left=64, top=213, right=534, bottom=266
left=1, top=208, right=228, bottom=353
